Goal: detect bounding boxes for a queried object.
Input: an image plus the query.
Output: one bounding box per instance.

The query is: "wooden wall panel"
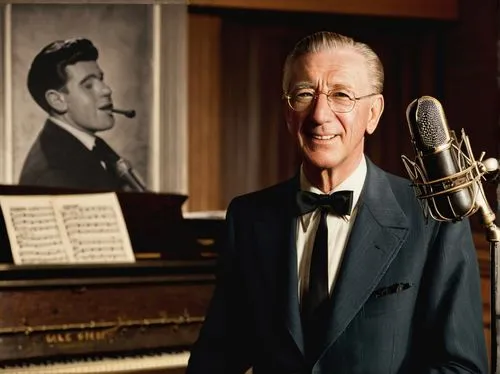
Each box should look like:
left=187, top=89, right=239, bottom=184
left=190, top=0, right=458, bottom=20
left=218, top=24, right=293, bottom=207
left=219, top=25, right=255, bottom=205
left=442, top=0, right=497, bottom=156
left=188, top=13, right=222, bottom=211
left=441, top=0, right=498, bottom=224
left=363, top=30, right=440, bottom=176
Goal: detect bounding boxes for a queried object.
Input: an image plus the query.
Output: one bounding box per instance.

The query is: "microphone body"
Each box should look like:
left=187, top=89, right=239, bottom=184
left=93, top=137, right=147, bottom=192
left=116, top=159, right=147, bottom=192
left=403, top=96, right=478, bottom=221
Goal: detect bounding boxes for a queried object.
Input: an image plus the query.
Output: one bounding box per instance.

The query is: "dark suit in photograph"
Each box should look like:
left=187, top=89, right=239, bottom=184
left=187, top=157, right=487, bottom=374
left=19, top=120, right=126, bottom=191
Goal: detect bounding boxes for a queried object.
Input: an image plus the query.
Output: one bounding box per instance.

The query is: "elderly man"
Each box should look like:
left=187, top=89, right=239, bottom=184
left=187, top=31, right=487, bottom=374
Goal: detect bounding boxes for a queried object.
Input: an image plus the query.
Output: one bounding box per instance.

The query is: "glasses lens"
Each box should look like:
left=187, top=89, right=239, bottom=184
left=288, top=93, right=314, bottom=111
left=328, top=92, right=355, bottom=113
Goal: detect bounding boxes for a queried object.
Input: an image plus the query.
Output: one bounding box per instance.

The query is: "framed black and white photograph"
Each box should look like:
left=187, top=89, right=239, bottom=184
left=0, top=0, right=188, bottom=194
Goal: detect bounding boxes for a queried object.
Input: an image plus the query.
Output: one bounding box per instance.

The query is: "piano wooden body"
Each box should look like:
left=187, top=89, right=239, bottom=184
left=0, top=185, right=224, bottom=373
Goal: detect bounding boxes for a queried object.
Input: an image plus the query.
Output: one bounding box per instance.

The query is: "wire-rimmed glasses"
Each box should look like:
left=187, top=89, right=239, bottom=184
left=283, top=89, right=379, bottom=113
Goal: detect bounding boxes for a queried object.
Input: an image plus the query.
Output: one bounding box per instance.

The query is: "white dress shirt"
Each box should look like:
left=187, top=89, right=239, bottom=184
left=296, top=156, right=367, bottom=302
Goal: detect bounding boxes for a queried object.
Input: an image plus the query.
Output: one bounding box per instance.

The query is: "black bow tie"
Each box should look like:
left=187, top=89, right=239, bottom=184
left=296, top=190, right=354, bottom=216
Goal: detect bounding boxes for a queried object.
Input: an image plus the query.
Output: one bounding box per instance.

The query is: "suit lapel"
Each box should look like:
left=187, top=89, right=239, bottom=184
left=283, top=217, right=305, bottom=356
left=253, top=176, right=305, bottom=357
left=320, top=159, right=410, bottom=355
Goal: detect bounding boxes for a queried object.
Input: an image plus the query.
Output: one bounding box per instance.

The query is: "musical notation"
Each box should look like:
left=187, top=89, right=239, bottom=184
left=0, top=193, right=135, bottom=265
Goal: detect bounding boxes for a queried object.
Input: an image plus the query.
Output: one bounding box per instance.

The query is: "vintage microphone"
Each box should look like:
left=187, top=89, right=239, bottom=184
left=401, top=96, right=496, bottom=223
left=95, top=142, right=147, bottom=192
left=401, top=95, right=499, bottom=372
left=115, top=159, right=147, bottom=192
left=93, top=105, right=147, bottom=192
left=101, top=107, right=146, bottom=192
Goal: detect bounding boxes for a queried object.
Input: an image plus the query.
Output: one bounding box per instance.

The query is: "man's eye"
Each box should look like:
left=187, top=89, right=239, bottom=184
left=330, top=91, right=351, bottom=99
left=294, top=91, right=314, bottom=100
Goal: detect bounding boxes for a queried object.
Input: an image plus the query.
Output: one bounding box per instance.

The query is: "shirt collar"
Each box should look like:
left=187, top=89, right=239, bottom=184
left=298, top=155, right=367, bottom=230
left=49, top=116, right=96, bottom=150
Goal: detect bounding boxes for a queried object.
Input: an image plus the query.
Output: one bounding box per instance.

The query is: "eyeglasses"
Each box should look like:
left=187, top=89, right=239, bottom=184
left=283, top=89, right=379, bottom=113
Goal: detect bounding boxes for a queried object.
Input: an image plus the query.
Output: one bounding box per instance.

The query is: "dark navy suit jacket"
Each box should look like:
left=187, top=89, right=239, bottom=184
left=19, top=120, right=125, bottom=191
left=187, top=158, right=488, bottom=374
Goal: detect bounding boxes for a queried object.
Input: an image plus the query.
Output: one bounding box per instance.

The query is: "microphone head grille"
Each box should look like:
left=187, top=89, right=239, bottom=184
left=414, top=96, right=449, bottom=149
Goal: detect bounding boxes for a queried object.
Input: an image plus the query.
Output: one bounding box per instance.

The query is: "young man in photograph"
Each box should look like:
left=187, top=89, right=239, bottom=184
left=20, top=37, right=144, bottom=191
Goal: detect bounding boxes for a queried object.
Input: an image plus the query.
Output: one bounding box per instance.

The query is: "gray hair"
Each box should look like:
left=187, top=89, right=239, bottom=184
left=282, top=31, right=384, bottom=95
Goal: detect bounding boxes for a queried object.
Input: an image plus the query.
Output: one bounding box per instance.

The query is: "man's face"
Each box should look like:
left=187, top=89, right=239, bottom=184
left=285, top=48, right=383, bottom=180
left=59, top=60, right=115, bottom=134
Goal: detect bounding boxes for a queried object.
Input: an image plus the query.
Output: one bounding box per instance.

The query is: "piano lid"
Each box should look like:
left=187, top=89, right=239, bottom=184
left=0, top=259, right=216, bottom=287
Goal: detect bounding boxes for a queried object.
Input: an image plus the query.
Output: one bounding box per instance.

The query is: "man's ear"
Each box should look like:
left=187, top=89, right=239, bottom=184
left=366, top=94, right=384, bottom=135
left=284, top=103, right=294, bottom=134
left=45, top=89, right=67, bottom=114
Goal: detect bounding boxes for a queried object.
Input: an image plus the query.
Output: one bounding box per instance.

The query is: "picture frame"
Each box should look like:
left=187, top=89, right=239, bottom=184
left=0, top=0, right=188, bottom=194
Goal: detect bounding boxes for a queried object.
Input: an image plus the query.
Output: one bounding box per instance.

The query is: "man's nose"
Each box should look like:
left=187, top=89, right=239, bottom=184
left=309, top=92, right=333, bottom=124
left=101, top=81, right=112, bottom=96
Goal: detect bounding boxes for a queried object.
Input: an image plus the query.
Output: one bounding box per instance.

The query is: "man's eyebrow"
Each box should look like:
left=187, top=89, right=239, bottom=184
left=288, top=81, right=356, bottom=93
left=79, top=72, right=103, bottom=86
left=329, top=83, right=354, bottom=91
left=290, top=81, right=315, bottom=90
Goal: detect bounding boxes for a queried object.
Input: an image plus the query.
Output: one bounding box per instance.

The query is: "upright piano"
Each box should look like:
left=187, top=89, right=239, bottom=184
left=0, top=185, right=224, bottom=374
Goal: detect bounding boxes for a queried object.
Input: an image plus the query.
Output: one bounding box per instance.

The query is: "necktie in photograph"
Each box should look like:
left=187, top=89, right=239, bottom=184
left=92, top=136, right=120, bottom=172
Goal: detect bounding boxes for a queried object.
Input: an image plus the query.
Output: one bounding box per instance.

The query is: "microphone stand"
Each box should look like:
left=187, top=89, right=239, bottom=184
left=474, top=163, right=499, bottom=373
left=481, top=213, right=500, bottom=373
left=490, top=231, right=499, bottom=373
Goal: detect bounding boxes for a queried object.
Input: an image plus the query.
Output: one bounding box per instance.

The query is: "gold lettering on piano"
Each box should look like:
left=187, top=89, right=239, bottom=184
left=44, top=329, right=114, bottom=345
left=45, top=332, right=73, bottom=344
left=77, top=329, right=111, bottom=341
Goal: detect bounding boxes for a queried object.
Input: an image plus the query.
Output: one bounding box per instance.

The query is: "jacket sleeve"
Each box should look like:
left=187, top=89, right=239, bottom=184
left=186, top=200, right=252, bottom=374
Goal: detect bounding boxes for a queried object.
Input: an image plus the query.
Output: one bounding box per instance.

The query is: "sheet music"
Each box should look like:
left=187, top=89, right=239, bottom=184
left=0, top=193, right=135, bottom=265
